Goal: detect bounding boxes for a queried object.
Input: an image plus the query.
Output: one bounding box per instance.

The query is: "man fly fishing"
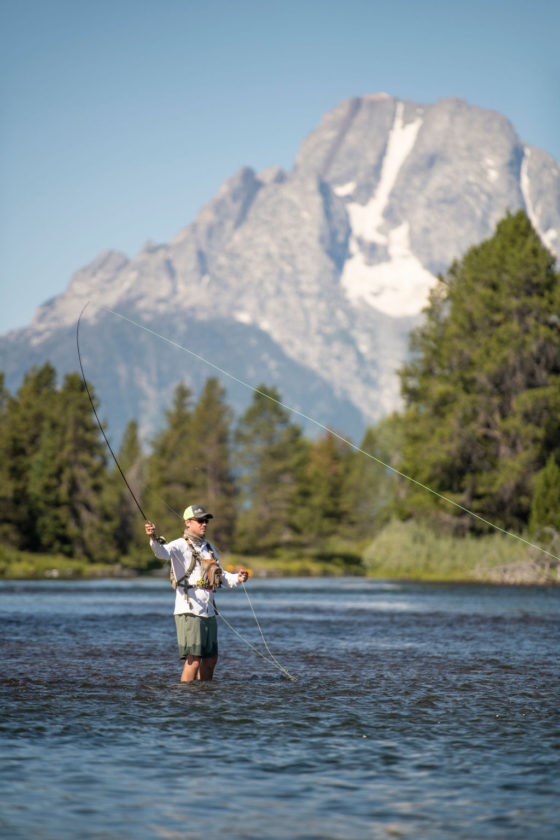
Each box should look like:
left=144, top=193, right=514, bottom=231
left=145, top=504, right=248, bottom=682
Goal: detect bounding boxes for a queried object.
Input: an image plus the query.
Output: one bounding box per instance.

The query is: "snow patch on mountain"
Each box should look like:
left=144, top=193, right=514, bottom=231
left=341, top=222, right=436, bottom=316
left=521, top=149, right=539, bottom=234
left=341, top=102, right=423, bottom=245
left=337, top=101, right=436, bottom=316
left=521, top=147, right=559, bottom=255
left=334, top=181, right=356, bottom=197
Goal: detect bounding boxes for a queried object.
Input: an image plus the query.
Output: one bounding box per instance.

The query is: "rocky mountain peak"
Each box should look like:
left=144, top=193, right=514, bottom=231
left=2, top=94, right=558, bottom=445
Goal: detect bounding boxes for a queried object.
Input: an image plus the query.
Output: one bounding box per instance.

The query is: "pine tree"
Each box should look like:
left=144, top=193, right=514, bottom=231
left=234, top=385, right=308, bottom=553
left=398, top=210, right=560, bottom=532
left=186, top=378, right=236, bottom=546
left=3, top=363, right=58, bottom=549
left=28, top=415, right=68, bottom=553
left=28, top=372, right=114, bottom=560
left=0, top=373, right=16, bottom=544
left=303, top=431, right=352, bottom=540
left=103, top=419, right=146, bottom=557
left=343, top=417, right=401, bottom=539
left=143, top=382, right=194, bottom=540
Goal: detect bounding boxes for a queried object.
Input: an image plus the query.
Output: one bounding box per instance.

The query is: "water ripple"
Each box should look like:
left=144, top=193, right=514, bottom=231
left=1, top=579, right=559, bottom=839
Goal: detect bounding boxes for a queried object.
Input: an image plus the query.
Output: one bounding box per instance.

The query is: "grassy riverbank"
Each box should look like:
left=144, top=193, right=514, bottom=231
left=1, top=521, right=557, bottom=584
left=361, top=520, right=559, bottom=585
left=0, top=547, right=135, bottom=580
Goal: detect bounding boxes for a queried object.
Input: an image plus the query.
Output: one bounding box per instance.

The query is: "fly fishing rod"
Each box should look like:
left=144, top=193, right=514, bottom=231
left=76, top=302, right=296, bottom=681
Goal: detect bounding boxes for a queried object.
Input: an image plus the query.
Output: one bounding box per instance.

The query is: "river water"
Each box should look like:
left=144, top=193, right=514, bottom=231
left=1, top=577, right=559, bottom=839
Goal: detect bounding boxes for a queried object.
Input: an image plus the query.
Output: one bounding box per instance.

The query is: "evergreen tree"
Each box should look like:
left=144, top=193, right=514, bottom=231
left=3, top=363, right=58, bottom=549
left=28, top=373, right=115, bottom=560
left=186, top=378, right=236, bottom=546
left=303, top=431, right=352, bottom=541
left=0, top=373, right=16, bottom=544
left=28, top=415, right=68, bottom=553
left=143, top=382, right=194, bottom=540
left=529, top=455, right=560, bottom=536
left=103, top=419, right=146, bottom=556
left=398, top=210, right=560, bottom=532
left=234, top=385, right=308, bottom=553
left=343, top=417, right=401, bottom=538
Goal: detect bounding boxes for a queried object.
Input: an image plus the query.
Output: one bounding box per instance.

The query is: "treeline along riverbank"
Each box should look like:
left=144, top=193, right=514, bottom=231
left=1, top=211, right=559, bottom=583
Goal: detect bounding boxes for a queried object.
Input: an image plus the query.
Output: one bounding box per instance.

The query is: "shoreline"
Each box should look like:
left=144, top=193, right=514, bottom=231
left=1, top=562, right=558, bottom=586
left=2, top=522, right=558, bottom=586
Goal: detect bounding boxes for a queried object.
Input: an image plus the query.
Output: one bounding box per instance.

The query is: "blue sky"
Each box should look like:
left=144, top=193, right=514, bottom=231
left=1, top=0, right=558, bottom=335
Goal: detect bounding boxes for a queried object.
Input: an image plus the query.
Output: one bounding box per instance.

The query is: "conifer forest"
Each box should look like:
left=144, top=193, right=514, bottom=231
left=1, top=212, right=559, bottom=577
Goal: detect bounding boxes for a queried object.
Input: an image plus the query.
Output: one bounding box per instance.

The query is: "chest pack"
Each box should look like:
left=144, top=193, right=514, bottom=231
left=169, top=537, right=223, bottom=594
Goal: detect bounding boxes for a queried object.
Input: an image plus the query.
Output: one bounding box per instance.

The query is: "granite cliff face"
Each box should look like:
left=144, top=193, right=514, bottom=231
left=1, top=95, right=558, bottom=444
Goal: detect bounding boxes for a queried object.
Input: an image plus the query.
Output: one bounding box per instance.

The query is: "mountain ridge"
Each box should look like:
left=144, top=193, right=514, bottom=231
left=1, top=94, right=558, bottom=445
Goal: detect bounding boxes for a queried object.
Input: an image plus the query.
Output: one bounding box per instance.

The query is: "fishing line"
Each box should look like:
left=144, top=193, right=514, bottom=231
left=77, top=301, right=295, bottom=679
left=215, top=605, right=297, bottom=681
left=239, top=581, right=296, bottom=681
left=89, top=301, right=559, bottom=564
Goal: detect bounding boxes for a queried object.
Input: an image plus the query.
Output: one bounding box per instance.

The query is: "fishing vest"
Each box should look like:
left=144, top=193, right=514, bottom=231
left=169, top=536, right=223, bottom=596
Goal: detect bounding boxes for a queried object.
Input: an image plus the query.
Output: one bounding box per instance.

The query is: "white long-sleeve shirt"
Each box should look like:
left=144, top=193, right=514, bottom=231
left=150, top=536, right=241, bottom=617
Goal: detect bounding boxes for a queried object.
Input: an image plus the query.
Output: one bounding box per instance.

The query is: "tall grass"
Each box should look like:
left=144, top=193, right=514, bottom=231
left=362, top=519, right=554, bottom=583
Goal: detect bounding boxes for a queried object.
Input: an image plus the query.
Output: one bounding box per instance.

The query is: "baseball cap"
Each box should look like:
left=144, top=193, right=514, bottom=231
left=183, top=504, right=213, bottom=521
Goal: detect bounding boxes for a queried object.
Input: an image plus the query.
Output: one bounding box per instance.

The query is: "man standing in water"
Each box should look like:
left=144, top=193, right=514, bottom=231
left=145, top=504, right=248, bottom=682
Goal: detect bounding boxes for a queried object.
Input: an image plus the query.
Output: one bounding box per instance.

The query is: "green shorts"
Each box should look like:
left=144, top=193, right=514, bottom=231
left=174, top=614, right=218, bottom=659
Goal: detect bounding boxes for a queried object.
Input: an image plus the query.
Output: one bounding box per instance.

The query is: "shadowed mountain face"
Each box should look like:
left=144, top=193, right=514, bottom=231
left=1, top=95, right=558, bottom=445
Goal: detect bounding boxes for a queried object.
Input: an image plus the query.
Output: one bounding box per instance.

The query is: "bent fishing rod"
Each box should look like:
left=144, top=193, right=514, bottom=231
left=76, top=303, right=296, bottom=681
